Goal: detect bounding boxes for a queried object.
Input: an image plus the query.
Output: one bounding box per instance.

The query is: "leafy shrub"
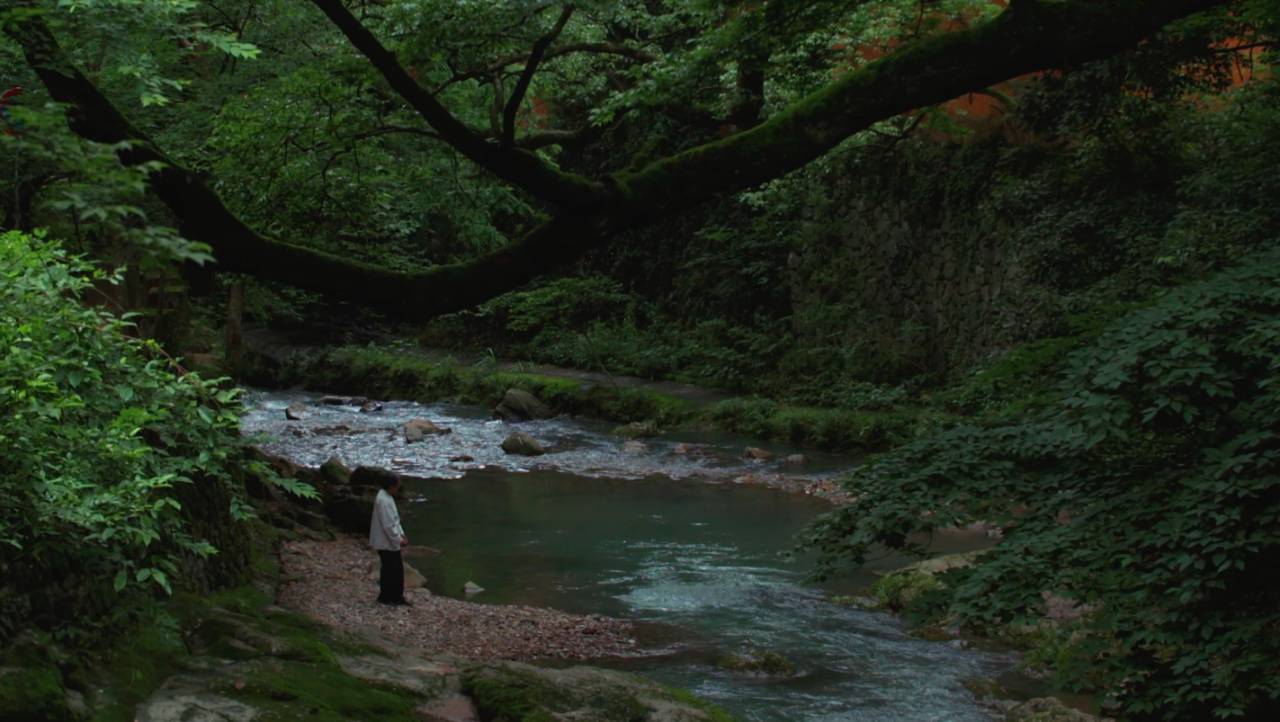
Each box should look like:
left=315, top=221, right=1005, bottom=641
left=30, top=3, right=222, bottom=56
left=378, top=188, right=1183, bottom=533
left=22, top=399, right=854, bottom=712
left=496, top=276, right=636, bottom=336
left=708, top=397, right=927, bottom=451
left=803, top=251, right=1280, bottom=719
left=0, top=232, right=309, bottom=633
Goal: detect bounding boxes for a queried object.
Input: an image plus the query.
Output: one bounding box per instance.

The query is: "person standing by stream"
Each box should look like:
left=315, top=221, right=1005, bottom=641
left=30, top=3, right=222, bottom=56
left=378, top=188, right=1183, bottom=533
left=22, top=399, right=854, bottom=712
left=370, top=474, right=411, bottom=605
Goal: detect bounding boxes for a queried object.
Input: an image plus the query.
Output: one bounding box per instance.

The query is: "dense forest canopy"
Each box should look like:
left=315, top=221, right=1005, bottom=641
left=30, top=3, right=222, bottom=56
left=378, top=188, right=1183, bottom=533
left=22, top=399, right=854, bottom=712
left=0, top=0, right=1254, bottom=316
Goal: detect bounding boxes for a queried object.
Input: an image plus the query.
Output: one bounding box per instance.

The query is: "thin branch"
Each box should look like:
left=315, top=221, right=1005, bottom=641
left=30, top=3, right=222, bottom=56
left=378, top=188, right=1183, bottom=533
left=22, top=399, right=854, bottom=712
left=489, top=76, right=503, bottom=136
left=308, top=0, right=605, bottom=209
left=353, top=123, right=583, bottom=150
left=438, top=41, right=656, bottom=93
left=502, top=4, right=574, bottom=147
left=350, top=124, right=444, bottom=142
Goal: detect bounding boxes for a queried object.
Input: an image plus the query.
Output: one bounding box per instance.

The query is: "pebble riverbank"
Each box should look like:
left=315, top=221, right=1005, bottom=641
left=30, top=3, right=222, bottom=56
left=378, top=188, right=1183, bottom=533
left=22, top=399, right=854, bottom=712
left=278, top=538, right=638, bottom=661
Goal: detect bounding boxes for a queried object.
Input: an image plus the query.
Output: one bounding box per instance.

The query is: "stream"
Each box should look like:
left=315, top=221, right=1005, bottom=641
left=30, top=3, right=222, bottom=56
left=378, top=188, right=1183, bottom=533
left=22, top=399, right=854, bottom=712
left=243, top=389, right=1014, bottom=722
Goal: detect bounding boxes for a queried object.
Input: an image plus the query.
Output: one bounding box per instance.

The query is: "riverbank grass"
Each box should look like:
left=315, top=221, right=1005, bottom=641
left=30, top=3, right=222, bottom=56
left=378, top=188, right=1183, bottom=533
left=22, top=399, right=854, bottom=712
left=268, top=345, right=944, bottom=451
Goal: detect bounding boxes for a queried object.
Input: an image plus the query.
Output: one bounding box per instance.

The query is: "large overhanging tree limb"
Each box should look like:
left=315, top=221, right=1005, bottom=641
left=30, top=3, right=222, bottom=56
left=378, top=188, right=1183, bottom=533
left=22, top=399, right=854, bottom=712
left=1, top=0, right=1231, bottom=320
left=0, top=0, right=606, bottom=315
left=609, top=0, right=1231, bottom=216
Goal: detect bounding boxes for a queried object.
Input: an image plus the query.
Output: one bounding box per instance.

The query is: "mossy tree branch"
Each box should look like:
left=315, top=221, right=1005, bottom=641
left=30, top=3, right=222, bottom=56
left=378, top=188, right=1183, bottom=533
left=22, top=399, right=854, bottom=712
left=1, top=0, right=1231, bottom=320
left=0, top=0, right=610, bottom=318
left=610, top=0, right=1231, bottom=216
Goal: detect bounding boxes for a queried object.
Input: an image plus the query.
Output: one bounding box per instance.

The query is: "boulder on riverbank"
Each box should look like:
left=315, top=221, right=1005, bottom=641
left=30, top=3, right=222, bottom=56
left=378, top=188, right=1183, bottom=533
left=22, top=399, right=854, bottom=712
left=320, top=395, right=367, bottom=406
left=716, top=648, right=797, bottom=676
left=614, top=420, right=659, bottom=438
left=318, top=456, right=350, bottom=487
left=318, top=465, right=398, bottom=533
left=284, top=401, right=307, bottom=420
left=743, top=446, right=774, bottom=461
left=493, top=388, right=552, bottom=422
left=404, top=419, right=451, bottom=443
left=501, top=432, right=546, bottom=456
left=872, top=552, right=982, bottom=611
left=349, top=466, right=399, bottom=490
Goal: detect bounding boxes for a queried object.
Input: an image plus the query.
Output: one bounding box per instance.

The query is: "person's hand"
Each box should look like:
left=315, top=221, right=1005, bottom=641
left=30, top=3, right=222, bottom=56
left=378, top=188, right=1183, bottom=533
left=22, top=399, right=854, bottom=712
left=399, top=536, right=409, bottom=548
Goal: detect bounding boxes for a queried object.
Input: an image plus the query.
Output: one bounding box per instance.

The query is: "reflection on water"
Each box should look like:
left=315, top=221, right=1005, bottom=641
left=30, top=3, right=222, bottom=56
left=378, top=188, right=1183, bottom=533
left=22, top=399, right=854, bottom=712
left=402, top=471, right=1007, bottom=722
left=244, top=389, right=1008, bottom=721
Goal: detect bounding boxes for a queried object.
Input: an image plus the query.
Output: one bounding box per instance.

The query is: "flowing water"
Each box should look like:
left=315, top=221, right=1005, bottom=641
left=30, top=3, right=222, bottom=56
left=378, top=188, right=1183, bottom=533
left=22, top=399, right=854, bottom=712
left=243, top=389, right=1013, bottom=721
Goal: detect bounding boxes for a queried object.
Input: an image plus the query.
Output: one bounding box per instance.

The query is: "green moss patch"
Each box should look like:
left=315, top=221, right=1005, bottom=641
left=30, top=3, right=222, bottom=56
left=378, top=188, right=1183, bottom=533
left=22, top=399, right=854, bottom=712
left=0, top=664, right=70, bottom=722
left=219, top=659, right=422, bottom=722
left=715, top=649, right=797, bottom=676
left=663, top=687, right=737, bottom=722
left=78, top=620, right=189, bottom=722
left=462, top=663, right=738, bottom=722
left=462, top=667, right=571, bottom=722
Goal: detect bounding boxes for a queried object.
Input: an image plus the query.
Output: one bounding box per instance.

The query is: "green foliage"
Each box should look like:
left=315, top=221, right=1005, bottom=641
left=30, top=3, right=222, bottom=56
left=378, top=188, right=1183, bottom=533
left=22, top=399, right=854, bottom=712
left=462, top=668, right=569, bottom=722
left=0, top=102, right=212, bottom=267
left=871, top=569, right=944, bottom=613
left=0, top=660, right=70, bottom=722
left=427, top=279, right=790, bottom=393
left=707, top=397, right=934, bottom=452
left=0, top=231, right=310, bottom=609
left=276, top=344, right=695, bottom=428
left=940, top=303, right=1141, bottom=418
left=803, top=251, right=1280, bottom=719
left=488, top=276, right=636, bottom=337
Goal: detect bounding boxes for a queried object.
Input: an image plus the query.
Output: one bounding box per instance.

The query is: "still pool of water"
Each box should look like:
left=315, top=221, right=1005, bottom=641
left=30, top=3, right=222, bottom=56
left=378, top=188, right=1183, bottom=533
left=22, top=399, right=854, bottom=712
left=243, top=389, right=1011, bottom=721
left=400, top=470, right=1008, bottom=722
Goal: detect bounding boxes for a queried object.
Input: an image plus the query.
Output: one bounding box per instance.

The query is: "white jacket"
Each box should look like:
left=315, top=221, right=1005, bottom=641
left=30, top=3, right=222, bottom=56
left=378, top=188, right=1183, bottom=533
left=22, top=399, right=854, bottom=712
left=369, top=489, right=405, bottom=551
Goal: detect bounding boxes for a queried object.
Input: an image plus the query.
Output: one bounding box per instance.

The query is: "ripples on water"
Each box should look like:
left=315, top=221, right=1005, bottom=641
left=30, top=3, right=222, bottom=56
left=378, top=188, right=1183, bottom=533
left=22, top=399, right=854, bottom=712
left=243, top=389, right=1010, bottom=722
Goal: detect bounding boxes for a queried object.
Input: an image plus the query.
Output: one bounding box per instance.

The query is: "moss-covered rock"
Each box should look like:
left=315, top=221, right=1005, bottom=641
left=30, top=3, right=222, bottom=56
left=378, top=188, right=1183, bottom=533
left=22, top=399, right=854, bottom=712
left=871, top=552, right=982, bottom=612
left=494, top=388, right=554, bottom=421
left=214, top=658, right=424, bottom=722
left=462, top=662, right=737, bottom=722
left=0, top=664, right=71, bottom=722
left=715, top=649, right=797, bottom=676
left=614, top=420, right=660, bottom=438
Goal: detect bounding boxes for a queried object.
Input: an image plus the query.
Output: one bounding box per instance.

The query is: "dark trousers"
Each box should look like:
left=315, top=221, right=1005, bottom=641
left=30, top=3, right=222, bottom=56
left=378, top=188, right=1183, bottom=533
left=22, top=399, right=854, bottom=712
left=377, top=549, right=405, bottom=603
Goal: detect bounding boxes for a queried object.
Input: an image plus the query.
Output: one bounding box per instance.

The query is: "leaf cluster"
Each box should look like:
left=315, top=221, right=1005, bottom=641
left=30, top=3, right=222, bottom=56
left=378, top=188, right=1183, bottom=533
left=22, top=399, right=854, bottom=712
left=0, top=231, right=309, bottom=616
left=802, top=250, right=1280, bottom=719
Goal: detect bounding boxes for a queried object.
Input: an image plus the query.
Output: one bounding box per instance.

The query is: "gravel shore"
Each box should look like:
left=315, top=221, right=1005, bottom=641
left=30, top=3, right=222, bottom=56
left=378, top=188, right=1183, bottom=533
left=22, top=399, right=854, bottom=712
left=277, top=539, right=637, bottom=661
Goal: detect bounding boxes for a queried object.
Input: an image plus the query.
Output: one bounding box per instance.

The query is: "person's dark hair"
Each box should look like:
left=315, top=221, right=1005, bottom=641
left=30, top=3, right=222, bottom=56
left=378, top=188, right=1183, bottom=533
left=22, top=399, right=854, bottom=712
left=380, top=474, right=400, bottom=490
